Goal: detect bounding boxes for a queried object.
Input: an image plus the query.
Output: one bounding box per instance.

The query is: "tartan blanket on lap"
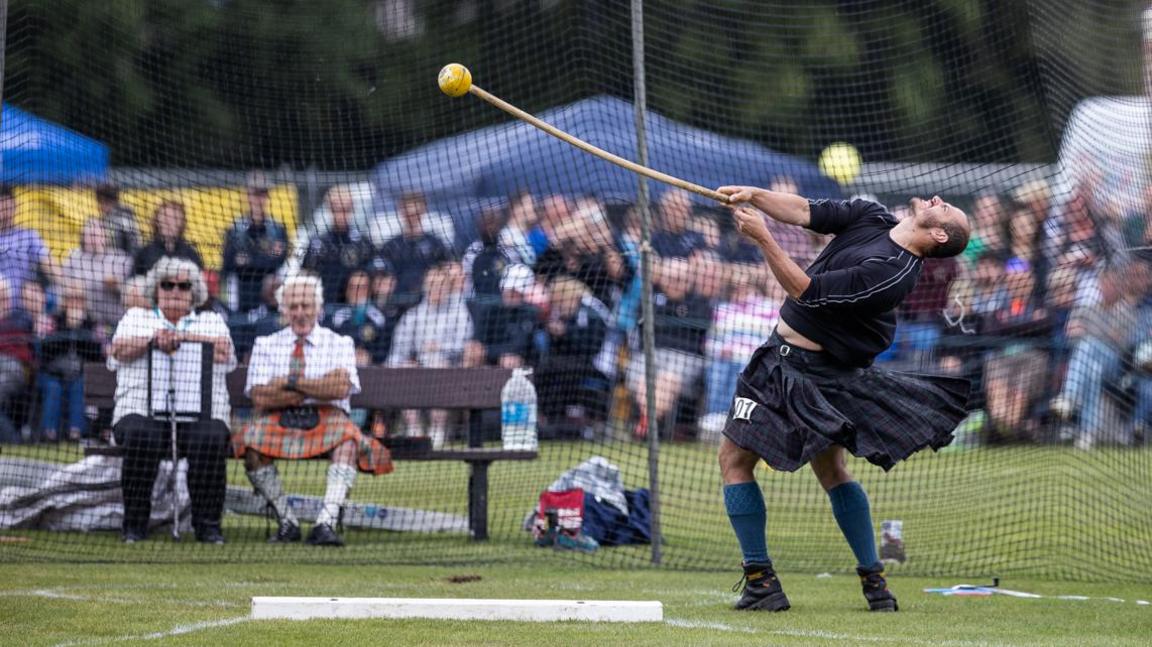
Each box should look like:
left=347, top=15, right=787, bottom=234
left=233, top=406, right=393, bottom=475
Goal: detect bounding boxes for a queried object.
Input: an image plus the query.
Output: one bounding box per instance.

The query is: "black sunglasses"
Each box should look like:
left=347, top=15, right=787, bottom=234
left=160, top=280, right=193, bottom=292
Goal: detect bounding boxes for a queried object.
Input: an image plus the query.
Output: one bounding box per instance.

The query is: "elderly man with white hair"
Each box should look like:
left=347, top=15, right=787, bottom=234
left=108, top=257, right=237, bottom=544
left=236, top=274, right=392, bottom=547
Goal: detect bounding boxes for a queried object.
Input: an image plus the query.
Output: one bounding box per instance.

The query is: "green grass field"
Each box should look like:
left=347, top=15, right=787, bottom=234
left=2, top=441, right=1151, bottom=644
left=3, top=441, right=1151, bottom=581
left=2, top=562, right=1150, bottom=646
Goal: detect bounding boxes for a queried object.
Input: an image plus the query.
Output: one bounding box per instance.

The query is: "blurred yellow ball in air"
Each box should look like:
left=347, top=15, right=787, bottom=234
left=438, top=63, right=473, bottom=98
left=818, top=142, right=863, bottom=185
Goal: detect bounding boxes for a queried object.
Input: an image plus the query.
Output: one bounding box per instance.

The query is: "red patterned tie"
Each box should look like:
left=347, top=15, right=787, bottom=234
left=289, top=337, right=306, bottom=379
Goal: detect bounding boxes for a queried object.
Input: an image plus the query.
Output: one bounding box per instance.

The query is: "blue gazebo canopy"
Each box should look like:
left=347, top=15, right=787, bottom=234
left=0, top=103, right=109, bottom=184
left=373, top=95, right=840, bottom=204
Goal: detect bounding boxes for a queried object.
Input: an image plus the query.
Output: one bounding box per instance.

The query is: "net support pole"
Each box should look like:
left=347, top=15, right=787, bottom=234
left=1144, top=4, right=1152, bottom=98
left=1143, top=5, right=1152, bottom=193
left=0, top=0, right=9, bottom=136
left=631, top=0, right=661, bottom=566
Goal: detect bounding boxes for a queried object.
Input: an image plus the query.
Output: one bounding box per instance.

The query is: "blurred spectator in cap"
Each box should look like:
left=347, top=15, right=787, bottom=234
left=326, top=269, right=396, bottom=365
left=377, top=191, right=450, bottom=310
left=474, top=263, right=544, bottom=369
left=0, top=185, right=60, bottom=308
left=222, top=172, right=289, bottom=313
left=303, top=185, right=376, bottom=306
left=94, top=183, right=141, bottom=254
left=63, top=218, right=132, bottom=337
left=133, top=200, right=203, bottom=276
left=367, top=256, right=403, bottom=319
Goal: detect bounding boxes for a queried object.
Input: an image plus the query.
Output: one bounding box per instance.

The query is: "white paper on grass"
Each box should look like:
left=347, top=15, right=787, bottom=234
left=150, top=342, right=206, bottom=421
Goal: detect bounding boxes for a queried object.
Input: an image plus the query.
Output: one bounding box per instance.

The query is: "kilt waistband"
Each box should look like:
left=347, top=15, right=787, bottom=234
left=766, top=331, right=858, bottom=377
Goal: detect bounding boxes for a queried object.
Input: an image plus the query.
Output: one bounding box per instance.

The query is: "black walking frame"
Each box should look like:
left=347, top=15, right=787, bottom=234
left=146, top=341, right=213, bottom=540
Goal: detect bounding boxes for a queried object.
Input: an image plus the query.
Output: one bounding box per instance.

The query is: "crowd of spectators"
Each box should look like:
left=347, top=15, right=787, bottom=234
left=1, top=169, right=1150, bottom=449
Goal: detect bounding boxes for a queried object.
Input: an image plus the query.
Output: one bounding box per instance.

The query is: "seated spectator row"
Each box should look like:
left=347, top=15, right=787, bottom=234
left=2, top=173, right=1151, bottom=448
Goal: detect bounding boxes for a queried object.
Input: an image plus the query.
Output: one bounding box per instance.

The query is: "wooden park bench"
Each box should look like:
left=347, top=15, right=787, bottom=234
left=83, top=363, right=537, bottom=540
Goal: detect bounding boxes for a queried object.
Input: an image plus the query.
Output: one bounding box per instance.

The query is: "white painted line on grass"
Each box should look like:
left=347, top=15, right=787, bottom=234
left=763, top=629, right=998, bottom=646
left=0, top=587, right=240, bottom=608
left=251, top=597, right=664, bottom=622
left=51, top=616, right=249, bottom=647
left=664, top=619, right=757, bottom=633
left=664, top=620, right=1000, bottom=647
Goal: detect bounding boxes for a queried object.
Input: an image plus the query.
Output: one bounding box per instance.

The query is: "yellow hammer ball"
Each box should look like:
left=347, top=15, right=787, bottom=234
left=818, top=142, right=863, bottom=185
left=438, top=63, right=472, bottom=98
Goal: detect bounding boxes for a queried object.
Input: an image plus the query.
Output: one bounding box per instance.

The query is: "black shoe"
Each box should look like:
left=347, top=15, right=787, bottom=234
left=305, top=523, right=345, bottom=547
left=732, top=561, right=790, bottom=611
left=121, top=528, right=147, bottom=544
left=268, top=520, right=302, bottom=544
left=194, top=523, right=226, bottom=545
left=858, top=563, right=899, bottom=612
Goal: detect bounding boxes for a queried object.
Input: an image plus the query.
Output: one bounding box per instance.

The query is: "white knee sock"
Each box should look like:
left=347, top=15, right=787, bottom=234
left=316, top=463, right=357, bottom=527
left=247, top=465, right=297, bottom=524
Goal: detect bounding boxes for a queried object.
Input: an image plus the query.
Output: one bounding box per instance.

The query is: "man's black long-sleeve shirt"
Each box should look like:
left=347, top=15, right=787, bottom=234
left=780, top=199, right=923, bottom=367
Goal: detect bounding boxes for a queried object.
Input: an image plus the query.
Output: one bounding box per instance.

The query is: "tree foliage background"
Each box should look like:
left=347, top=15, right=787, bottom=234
left=3, top=0, right=1147, bottom=169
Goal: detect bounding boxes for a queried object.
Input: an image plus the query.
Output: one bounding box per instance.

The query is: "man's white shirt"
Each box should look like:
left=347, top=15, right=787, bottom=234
left=245, top=325, right=361, bottom=414
left=108, top=307, right=237, bottom=425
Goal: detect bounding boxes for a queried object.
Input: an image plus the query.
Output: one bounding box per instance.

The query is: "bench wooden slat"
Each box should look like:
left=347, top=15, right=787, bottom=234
left=83, top=445, right=536, bottom=462
left=83, top=363, right=513, bottom=410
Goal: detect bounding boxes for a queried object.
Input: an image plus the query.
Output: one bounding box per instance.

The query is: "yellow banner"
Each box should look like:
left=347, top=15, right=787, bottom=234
left=14, top=185, right=298, bottom=271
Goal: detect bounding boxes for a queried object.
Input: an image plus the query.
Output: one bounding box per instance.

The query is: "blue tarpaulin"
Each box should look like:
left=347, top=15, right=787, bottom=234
left=0, top=103, right=109, bottom=184
left=373, top=95, right=840, bottom=204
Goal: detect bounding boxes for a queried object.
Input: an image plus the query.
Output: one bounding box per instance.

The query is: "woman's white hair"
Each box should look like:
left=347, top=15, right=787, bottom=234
left=276, top=274, right=325, bottom=317
left=146, top=256, right=208, bottom=307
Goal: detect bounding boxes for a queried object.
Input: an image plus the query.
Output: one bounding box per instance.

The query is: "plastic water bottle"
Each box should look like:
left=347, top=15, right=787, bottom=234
left=501, top=368, right=538, bottom=451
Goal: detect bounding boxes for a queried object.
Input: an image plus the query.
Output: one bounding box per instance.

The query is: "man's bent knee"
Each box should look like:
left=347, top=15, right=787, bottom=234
left=245, top=450, right=273, bottom=471
left=331, top=440, right=358, bottom=466
left=809, top=446, right=852, bottom=491
left=719, top=437, right=760, bottom=484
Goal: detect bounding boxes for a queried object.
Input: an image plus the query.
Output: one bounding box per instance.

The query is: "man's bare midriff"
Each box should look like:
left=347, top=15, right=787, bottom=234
left=776, top=320, right=824, bottom=351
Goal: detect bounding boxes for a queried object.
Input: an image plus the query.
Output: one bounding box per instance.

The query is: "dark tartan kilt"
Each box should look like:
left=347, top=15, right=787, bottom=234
left=723, top=334, right=971, bottom=472
left=233, top=406, right=393, bottom=475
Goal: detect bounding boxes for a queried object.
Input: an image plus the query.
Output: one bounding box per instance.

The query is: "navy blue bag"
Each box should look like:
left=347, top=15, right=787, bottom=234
left=581, top=488, right=651, bottom=546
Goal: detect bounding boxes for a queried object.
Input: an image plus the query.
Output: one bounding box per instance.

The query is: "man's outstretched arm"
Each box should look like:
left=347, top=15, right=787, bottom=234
left=718, top=186, right=811, bottom=227
left=732, top=207, right=811, bottom=299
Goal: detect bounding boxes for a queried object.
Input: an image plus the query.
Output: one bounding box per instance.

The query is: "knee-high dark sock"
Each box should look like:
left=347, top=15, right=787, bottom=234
left=723, top=482, right=769, bottom=564
left=828, top=481, right=880, bottom=570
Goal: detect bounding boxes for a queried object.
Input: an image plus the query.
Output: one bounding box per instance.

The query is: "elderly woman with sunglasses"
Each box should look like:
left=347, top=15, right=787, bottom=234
left=107, top=256, right=237, bottom=544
